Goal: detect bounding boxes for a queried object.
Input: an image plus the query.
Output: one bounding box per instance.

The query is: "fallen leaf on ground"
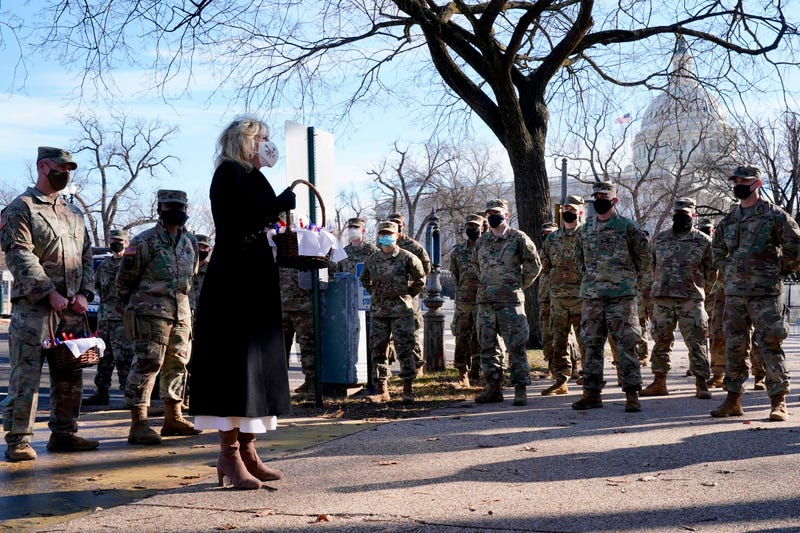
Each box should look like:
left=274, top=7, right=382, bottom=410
left=378, top=460, right=399, bottom=466
left=254, top=510, right=277, bottom=517
left=316, top=514, right=330, bottom=522
left=521, top=446, right=537, bottom=452
left=701, top=481, right=717, bottom=487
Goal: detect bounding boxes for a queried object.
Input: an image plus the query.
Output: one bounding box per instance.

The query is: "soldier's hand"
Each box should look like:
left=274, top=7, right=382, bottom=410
left=69, top=293, right=89, bottom=314
left=47, top=291, right=70, bottom=312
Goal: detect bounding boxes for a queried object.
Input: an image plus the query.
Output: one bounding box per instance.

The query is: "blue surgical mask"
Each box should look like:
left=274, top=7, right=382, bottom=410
left=378, top=235, right=396, bottom=247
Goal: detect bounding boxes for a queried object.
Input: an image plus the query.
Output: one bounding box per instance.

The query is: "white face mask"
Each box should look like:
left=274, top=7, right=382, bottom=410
left=347, top=228, right=362, bottom=241
left=256, top=140, right=279, bottom=168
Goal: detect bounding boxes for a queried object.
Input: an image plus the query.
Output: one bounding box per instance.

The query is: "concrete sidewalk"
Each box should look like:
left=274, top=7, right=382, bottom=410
left=20, top=336, right=800, bottom=533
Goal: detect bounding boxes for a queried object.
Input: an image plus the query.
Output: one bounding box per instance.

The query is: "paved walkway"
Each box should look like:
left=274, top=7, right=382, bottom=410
left=3, top=323, right=800, bottom=532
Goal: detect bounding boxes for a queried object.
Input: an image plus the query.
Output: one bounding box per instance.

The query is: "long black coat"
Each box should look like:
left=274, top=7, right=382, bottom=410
left=190, top=160, right=291, bottom=418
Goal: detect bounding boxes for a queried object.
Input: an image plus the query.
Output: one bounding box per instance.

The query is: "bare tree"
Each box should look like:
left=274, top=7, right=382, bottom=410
left=69, top=112, right=179, bottom=245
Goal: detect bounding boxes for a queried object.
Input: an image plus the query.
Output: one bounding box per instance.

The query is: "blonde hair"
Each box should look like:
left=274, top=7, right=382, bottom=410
left=215, top=114, right=270, bottom=170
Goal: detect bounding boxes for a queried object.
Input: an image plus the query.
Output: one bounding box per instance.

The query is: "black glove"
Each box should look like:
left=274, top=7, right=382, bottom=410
left=275, top=188, right=296, bottom=211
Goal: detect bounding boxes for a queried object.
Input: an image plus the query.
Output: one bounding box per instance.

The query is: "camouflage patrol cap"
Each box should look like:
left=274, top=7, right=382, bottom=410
left=346, top=217, right=366, bottom=229
left=673, top=197, right=696, bottom=215
left=37, top=146, right=77, bottom=170
left=109, top=229, right=127, bottom=241
left=485, top=199, right=509, bottom=213
left=387, top=212, right=404, bottom=225
left=730, top=165, right=761, bottom=180
left=697, top=217, right=713, bottom=229
left=541, top=222, right=558, bottom=233
left=157, top=189, right=188, bottom=205
left=592, top=181, right=616, bottom=196
left=377, top=221, right=399, bottom=234
left=464, top=214, right=485, bottom=226
left=565, top=194, right=585, bottom=207
left=195, top=234, right=211, bottom=246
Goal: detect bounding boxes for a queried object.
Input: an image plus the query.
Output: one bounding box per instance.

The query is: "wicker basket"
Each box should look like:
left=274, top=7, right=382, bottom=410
left=273, top=179, right=331, bottom=271
left=43, top=312, right=101, bottom=372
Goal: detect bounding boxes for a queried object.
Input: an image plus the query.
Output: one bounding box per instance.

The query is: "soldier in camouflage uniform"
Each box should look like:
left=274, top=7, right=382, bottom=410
left=189, top=234, right=212, bottom=318
left=640, top=198, right=714, bottom=400
left=332, top=217, right=379, bottom=276
left=540, top=195, right=587, bottom=395
left=537, top=222, right=558, bottom=379
left=710, top=165, right=800, bottom=421
left=359, top=221, right=426, bottom=403
left=1, top=146, right=99, bottom=461
left=388, top=212, right=431, bottom=374
left=573, top=181, right=651, bottom=413
left=118, top=189, right=201, bottom=444
left=83, top=229, right=136, bottom=406
left=280, top=267, right=316, bottom=394
left=473, top=199, right=541, bottom=406
left=449, top=214, right=485, bottom=389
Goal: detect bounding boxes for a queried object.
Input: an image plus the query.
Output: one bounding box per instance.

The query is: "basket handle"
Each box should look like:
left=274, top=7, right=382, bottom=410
left=285, top=179, right=327, bottom=227
left=47, top=309, right=92, bottom=342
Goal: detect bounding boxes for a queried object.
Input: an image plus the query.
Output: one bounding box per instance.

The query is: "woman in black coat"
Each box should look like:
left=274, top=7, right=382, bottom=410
left=190, top=115, right=295, bottom=490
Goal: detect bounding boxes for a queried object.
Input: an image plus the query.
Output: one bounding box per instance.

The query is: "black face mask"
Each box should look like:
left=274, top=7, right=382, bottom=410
left=733, top=184, right=753, bottom=200
left=47, top=170, right=70, bottom=191
left=672, top=212, right=693, bottom=233
left=110, top=242, right=125, bottom=253
left=199, top=250, right=209, bottom=261
left=562, top=211, right=578, bottom=223
left=593, top=198, right=613, bottom=215
left=487, top=213, right=504, bottom=228
left=160, top=209, right=188, bottom=227
left=465, top=227, right=481, bottom=241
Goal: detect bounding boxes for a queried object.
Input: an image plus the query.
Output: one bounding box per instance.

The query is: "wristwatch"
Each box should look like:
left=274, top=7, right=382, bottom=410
left=77, top=289, right=94, bottom=302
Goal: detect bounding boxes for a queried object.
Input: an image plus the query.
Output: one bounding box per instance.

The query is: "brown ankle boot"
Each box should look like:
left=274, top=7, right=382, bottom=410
left=572, top=389, right=602, bottom=410
left=695, top=376, right=712, bottom=399
left=457, top=369, right=470, bottom=389
left=541, top=377, right=568, bottom=396
left=367, top=380, right=391, bottom=403
left=512, top=384, right=527, bottom=406
left=641, top=372, right=668, bottom=396
left=294, top=377, right=315, bottom=394
left=625, top=391, right=641, bottom=412
left=710, top=391, right=744, bottom=417
left=402, top=379, right=415, bottom=404
left=706, top=374, right=724, bottom=388
left=237, top=432, right=284, bottom=481
left=161, top=400, right=201, bottom=436
left=128, top=405, right=161, bottom=445
left=769, top=393, right=788, bottom=421
left=474, top=378, right=503, bottom=404
left=217, top=430, right=261, bottom=489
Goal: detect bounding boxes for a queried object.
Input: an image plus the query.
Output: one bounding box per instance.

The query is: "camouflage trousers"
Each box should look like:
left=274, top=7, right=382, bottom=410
left=369, top=315, right=417, bottom=381
left=650, top=297, right=710, bottom=378
left=539, top=299, right=554, bottom=368
left=282, top=310, right=316, bottom=379
left=550, top=297, right=585, bottom=379
left=477, top=302, right=530, bottom=385
left=707, top=291, right=764, bottom=379
left=93, top=318, right=135, bottom=392
left=638, top=295, right=653, bottom=360
left=123, top=314, right=192, bottom=408
left=581, top=296, right=642, bottom=393
left=451, top=303, right=480, bottom=372
left=2, top=300, right=87, bottom=445
left=722, top=295, right=789, bottom=397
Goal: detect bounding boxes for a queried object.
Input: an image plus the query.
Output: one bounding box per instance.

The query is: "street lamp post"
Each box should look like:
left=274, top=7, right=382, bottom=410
left=423, top=211, right=445, bottom=371
left=65, top=184, right=78, bottom=204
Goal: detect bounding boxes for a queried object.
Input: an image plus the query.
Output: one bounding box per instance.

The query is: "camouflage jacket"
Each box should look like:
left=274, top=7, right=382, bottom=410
left=472, top=226, right=541, bottom=305
left=359, top=247, right=425, bottom=318
left=95, top=255, right=125, bottom=321
left=397, top=234, right=432, bottom=275
left=116, top=222, right=197, bottom=321
left=541, top=224, right=582, bottom=299
left=449, top=240, right=479, bottom=305
left=712, top=198, right=800, bottom=297
left=332, top=241, right=379, bottom=276
left=279, top=266, right=313, bottom=312
left=0, top=187, right=94, bottom=304
left=651, top=228, right=714, bottom=300
left=189, top=261, right=208, bottom=312
left=576, top=212, right=651, bottom=299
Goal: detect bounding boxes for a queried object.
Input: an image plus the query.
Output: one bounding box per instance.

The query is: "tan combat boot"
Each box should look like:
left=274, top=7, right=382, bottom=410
left=625, top=391, right=641, bottom=412
left=161, top=399, right=202, bottom=436
left=541, top=377, right=568, bottom=396
left=294, top=377, right=315, bottom=394
left=474, top=378, right=504, bottom=404
left=640, top=372, right=669, bottom=396
left=513, top=384, right=528, bottom=406
left=572, top=389, right=602, bottom=410
left=457, top=369, right=470, bottom=389
left=710, top=391, right=744, bottom=417
left=695, top=376, right=712, bottom=399
left=128, top=405, right=162, bottom=445
left=706, top=374, right=724, bottom=388
left=402, top=379, right=415, bottom=404
left=769, top=393, right=788, bottom=421
left=367, top=380, right=391, bottom=403
left=753, top=376, right=766, bottom=391
left=5, top=442, right=37, bottom=462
